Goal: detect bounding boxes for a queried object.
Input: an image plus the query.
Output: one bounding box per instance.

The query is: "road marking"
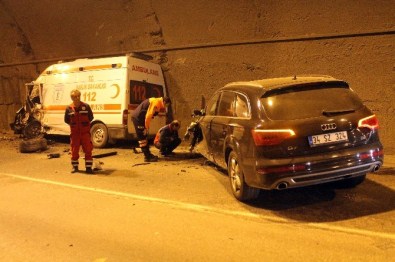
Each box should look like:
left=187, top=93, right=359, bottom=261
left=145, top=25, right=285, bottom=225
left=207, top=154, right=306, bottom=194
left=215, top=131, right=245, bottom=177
left=2, top=172, right=395, bottom=241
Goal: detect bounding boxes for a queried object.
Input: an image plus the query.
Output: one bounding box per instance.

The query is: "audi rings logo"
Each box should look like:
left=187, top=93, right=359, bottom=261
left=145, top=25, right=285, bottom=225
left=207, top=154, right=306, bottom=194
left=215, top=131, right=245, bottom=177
left=321, top=123, right=337, bottom=131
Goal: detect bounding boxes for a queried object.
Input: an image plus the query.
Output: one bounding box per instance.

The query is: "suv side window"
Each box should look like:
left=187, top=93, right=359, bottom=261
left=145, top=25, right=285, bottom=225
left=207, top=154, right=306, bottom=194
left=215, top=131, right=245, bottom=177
left=234, top=93, right=250, bottom=118
left=206, top=92, right=221, bottom=116
left=217, top=91, right=235, bottom=117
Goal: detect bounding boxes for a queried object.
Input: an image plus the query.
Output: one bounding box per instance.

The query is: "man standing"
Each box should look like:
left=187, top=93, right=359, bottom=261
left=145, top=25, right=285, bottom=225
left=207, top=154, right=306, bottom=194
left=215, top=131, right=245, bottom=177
left=131, top=97, right=171, bottom=162
left=64, top=89, right=94, bottom=174
left=154, top=120, right=181, bottom=156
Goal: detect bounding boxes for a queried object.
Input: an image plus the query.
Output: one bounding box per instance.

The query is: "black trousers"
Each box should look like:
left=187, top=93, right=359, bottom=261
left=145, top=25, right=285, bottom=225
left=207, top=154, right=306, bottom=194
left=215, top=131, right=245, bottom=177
left=132, top=117, right=152, bottom=157
left=155, top=137, right=181, bottom=154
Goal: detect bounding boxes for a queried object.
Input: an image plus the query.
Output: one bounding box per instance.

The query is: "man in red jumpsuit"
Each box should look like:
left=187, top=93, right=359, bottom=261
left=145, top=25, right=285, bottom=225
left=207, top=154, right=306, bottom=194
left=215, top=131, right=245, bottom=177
left=64, top=89, right=94, bottom=174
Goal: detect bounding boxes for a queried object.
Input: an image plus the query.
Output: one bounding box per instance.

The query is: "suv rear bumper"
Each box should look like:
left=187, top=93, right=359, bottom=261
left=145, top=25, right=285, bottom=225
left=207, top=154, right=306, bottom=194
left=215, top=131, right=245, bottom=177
left=252, top=144, right=383, bottom=190
left=270, top=161, right=381, bottom=190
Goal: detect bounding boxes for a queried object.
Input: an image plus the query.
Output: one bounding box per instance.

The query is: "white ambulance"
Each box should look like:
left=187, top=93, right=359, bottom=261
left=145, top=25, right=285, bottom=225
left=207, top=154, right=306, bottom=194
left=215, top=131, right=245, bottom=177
left=31, top=53, right=168, bottom=147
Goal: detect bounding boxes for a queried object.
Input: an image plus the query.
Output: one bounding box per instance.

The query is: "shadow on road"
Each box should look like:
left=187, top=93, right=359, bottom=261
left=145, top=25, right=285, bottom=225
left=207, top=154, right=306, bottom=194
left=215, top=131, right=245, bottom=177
left=202, top=159, right=395, bottom=222
left=39, top=135, right=395, bottom=223
left=244, top=177, right=395, bottom=222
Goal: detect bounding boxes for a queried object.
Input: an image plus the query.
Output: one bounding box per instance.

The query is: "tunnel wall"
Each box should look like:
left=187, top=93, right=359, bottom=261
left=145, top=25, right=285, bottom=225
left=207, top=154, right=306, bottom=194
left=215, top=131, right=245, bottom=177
left=0, top=0, right=394, bottom=152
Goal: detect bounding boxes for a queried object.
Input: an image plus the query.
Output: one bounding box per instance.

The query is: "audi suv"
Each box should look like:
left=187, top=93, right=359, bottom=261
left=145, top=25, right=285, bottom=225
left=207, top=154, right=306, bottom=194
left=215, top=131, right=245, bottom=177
left=197, top=75, right=383, bottom=201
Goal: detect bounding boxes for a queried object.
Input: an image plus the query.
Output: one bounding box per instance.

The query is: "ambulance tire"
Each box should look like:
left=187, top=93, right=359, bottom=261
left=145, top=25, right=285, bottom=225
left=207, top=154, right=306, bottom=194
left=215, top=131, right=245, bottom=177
left=19, top=137, right=48, bottom=153
left=91, top=123, right=108, bottom=148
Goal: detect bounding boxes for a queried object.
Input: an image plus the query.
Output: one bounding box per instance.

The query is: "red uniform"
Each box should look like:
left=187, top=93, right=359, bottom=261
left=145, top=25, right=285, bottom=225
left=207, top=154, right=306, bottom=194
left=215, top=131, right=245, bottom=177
left=64, top=102, right=94, bottom=170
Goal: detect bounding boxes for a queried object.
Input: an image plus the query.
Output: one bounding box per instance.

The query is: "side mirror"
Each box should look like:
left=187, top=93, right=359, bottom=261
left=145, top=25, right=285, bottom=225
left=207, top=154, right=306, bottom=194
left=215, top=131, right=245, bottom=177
left=192, top=109, right=203, bottom=116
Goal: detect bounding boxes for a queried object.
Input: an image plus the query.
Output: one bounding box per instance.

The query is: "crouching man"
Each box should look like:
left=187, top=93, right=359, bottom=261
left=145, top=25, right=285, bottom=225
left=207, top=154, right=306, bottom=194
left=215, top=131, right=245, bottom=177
left=154, top=120, right=181, bottom=156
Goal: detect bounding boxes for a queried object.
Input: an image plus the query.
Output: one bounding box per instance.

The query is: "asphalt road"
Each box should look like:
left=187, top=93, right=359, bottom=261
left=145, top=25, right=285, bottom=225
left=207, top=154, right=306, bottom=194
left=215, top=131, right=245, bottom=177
left=0, top=134, right=394, bottom=261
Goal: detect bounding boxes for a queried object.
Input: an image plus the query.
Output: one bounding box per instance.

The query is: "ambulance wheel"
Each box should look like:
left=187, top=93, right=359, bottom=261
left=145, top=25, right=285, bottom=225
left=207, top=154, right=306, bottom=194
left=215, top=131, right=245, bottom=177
left=91, top=123, right=108, bottom=148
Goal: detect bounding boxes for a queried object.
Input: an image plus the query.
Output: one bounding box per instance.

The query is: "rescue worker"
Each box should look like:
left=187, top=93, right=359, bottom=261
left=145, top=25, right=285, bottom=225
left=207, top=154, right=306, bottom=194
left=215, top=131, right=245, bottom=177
left=131, top=96, right=171, bottom=162
left=154, top=120, right=181, bottom=156
left=64, top=89, right=94, bottom=174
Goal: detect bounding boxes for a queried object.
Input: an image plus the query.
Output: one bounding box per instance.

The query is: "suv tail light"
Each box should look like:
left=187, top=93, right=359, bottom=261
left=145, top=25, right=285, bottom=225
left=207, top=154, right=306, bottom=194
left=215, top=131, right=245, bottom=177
left=358, top=115, right=379, bottom=130
left=251, top=129, right=295, bottom=146
left=359, top=149, right=383, bottom=160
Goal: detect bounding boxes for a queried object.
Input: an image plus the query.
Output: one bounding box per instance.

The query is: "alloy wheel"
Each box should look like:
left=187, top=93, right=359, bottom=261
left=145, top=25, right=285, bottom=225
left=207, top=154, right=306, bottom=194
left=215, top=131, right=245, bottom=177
left=229, top=157, right=242, bottom=193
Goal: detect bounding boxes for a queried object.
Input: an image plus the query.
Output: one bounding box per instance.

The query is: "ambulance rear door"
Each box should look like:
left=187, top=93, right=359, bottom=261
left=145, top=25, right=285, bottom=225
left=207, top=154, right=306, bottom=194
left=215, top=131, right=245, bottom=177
left=127, top=57, right=167, bottom=136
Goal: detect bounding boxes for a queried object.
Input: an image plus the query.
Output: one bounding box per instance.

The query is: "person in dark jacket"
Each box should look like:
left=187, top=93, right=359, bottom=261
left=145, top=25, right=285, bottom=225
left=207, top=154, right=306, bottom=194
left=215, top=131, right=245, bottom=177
left=131, top=97, right=171, bottom=162
left=154, top=120, right=181, bottom=156
left=64, top=89, right=94, bottom=174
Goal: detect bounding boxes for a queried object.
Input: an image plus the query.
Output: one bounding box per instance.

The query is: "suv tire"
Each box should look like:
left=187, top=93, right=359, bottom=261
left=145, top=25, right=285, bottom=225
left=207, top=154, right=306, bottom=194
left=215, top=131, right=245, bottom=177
left=228, top=151, right=259, bottom=201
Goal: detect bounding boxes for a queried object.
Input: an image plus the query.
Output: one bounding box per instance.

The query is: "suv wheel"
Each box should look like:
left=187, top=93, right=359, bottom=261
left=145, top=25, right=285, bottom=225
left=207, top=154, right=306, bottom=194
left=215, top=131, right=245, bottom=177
left=228, top=151, right=259, bottom=201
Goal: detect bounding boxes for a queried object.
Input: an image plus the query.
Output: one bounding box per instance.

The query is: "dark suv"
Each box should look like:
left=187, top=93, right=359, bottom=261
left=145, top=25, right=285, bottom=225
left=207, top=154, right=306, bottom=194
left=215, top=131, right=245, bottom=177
left=197, top=75, right=383, bottom=201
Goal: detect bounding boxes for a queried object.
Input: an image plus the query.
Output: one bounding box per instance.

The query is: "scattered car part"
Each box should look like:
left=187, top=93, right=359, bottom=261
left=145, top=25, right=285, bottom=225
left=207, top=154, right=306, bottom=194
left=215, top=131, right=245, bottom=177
left=19, top=137, right=48, bottom=153
left=92, top=151, right=117, bottom=158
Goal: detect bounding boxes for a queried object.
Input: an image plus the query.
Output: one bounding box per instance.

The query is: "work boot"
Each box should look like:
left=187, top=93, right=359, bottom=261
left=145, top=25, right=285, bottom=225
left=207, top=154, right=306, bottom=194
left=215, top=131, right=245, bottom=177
left=144, top=154, right=158, bottom=162
left=85, top=167, right=94, bottom=174
left=141, top=146, right=158, bottom=162
left=71, top=166, right=78, bottom=173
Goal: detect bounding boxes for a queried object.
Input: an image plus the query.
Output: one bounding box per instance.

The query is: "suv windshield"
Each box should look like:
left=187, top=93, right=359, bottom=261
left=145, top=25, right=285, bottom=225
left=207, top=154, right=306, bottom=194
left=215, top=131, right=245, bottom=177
left=261, top=83, right=364, bottom=120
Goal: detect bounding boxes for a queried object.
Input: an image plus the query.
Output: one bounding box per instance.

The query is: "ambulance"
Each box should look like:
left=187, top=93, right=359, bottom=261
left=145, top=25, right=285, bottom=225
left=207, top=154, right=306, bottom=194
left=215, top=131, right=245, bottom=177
left=30, top=53, right=168, bottom=147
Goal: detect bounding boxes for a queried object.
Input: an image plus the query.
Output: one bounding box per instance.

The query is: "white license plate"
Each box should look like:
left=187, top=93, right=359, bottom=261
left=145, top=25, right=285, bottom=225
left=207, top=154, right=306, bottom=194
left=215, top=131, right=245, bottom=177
left=308, top=131, right=348, bottom=147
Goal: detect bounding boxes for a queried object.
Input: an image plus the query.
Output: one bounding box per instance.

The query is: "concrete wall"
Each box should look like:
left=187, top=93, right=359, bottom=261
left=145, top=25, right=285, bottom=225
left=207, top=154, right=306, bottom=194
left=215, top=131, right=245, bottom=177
left=0, top=0, right=394, bottom=152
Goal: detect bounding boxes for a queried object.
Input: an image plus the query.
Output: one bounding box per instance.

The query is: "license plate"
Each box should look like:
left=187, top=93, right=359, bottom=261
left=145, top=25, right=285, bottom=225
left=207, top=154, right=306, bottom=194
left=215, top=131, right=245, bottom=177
left=308, top=131, right=348, bottom=147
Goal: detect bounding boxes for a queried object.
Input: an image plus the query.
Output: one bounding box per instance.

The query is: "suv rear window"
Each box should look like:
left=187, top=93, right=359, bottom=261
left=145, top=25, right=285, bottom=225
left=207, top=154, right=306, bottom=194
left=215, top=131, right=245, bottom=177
left=261, top=83, right=364, bottom=120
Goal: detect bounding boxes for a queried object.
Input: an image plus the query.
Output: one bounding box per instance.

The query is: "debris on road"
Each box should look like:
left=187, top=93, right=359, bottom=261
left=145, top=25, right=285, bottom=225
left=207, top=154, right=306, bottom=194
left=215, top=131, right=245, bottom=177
left=92, top=151, right=117, bottom=158
left=19, top=137, right=48, bottom=153
left=47, top=153, right=60, bottom=159
left=93, top=160, right=104, bottom=171
left=132, top=162, right=151, bottom=167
